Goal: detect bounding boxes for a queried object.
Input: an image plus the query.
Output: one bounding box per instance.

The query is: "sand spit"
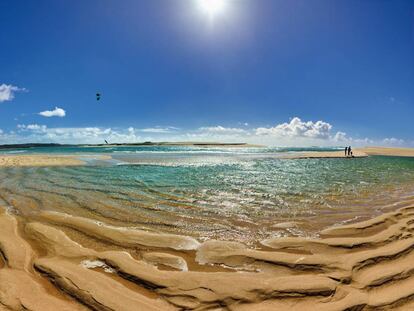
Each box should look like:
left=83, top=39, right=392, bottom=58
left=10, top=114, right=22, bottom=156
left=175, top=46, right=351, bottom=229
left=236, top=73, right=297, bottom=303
left=1, top=203, right=414, bottom=310
left=286, top=150, right=368, bottom=159
left=0, top=154, right=85, bottom=167
left=0, top=154, right=116, bottom=167
left=293, top=147, right=414, bottom=159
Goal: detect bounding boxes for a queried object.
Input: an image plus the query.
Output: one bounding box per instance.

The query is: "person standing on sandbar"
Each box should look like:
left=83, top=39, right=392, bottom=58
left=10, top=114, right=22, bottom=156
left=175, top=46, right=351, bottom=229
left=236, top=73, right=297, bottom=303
left=345, top=146, right=348, bottom=156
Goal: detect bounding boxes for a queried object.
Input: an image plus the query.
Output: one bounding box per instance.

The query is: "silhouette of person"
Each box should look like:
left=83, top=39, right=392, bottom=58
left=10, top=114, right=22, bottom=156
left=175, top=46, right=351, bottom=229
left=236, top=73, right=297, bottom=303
left=345, top=146, right=348, bottom=156
left=348, top=146, right=352, bottom=156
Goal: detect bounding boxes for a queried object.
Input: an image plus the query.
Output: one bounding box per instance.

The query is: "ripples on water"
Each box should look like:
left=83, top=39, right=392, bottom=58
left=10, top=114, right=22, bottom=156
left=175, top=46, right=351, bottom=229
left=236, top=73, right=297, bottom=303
left=1, top=146, right=414, bottom=244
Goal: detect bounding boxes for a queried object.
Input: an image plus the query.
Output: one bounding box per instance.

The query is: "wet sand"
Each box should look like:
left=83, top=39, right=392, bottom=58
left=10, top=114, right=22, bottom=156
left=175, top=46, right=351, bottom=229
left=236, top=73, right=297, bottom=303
left=1, top=197, right=414, bottom=310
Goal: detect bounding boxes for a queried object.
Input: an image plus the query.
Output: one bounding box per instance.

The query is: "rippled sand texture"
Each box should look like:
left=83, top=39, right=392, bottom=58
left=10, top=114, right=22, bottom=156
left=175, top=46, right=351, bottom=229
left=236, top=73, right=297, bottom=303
left=1, top=198, right=414, bottom=310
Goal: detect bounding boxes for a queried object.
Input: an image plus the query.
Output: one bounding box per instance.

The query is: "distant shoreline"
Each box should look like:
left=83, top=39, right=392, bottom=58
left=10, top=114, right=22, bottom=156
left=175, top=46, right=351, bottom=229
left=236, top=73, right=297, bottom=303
left=0, top=142, right=264, bottom=150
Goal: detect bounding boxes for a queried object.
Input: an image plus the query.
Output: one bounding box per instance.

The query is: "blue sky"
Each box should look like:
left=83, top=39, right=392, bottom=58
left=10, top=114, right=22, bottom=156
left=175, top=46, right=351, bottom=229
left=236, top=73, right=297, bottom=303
left=1, top=0, right=413, bottom=146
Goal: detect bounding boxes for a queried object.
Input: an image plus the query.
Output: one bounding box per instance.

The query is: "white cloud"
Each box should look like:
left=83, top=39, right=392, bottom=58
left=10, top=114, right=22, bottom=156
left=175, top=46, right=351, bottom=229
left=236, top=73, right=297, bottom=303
left=351, top=137, right=374, bottom=145
left=12, top=124, right=144, bottom=144
left=382, top=137, right=405, bottom=146
left=333, top=131, right=348, bottom=142
left=0, top=84, right=25, bottom=102
left=198, top=126, right=247, bottom=135
left=18, top=124, right=48, bottom=133
left=139, top=127, right=178, bottom=133
left=256, top=117, right=332, bottom=139
left=39, top=107, right=66, bottom=117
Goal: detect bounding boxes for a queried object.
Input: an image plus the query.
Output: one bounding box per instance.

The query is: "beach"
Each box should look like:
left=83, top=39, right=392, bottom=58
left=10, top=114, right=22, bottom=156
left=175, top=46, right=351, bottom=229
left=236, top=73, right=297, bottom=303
left=286, top=150, right=368, bottom=159
left=3, top=0, right=413, bottom=309
left=289, top=147, right=414, bottom=159
left=0, top=146, right=414, bottom=310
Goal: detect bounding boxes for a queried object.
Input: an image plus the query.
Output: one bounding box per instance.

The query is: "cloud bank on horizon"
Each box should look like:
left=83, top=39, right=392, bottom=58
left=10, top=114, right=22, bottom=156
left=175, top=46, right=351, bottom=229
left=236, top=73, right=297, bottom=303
left=0, top=116, right=409, bottom=147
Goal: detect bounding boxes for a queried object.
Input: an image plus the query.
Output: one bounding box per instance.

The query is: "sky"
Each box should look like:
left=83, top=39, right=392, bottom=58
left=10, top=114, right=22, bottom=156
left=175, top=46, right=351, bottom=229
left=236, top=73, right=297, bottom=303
left=0, top=0, right=413, bottom=146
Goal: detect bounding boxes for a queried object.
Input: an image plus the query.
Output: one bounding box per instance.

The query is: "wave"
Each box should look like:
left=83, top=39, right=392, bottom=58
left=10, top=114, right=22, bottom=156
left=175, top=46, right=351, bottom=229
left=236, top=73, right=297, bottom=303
left=1, top=150, right=28, bottom=154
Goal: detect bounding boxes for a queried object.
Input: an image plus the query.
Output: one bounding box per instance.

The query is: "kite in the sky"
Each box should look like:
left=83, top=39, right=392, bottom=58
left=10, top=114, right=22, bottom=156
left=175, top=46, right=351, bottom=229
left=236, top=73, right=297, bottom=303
left=96, top=93, right=101, bottom=101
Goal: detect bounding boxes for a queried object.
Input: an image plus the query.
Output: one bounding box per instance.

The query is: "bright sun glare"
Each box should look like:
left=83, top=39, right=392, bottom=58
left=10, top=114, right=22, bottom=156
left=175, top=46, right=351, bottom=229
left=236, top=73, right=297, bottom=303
left=198, top=0, right=227, bottom=17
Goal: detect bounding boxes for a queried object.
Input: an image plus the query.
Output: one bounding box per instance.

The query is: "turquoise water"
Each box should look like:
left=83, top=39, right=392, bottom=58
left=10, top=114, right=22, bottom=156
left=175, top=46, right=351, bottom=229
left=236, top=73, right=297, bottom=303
left=0, top=145, right=342, bottom=155
left=1, top=146, right=414, bottom=243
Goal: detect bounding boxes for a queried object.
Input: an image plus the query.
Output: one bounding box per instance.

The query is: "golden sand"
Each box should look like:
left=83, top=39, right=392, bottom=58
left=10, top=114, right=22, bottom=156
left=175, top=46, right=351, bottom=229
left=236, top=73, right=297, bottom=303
left=291, top=147, right=414, bottom=159
left=0, top=155, right=84, bottom=167
left=0, top=154, right=116, bottom=167
left=2, top=199, right=414, bottom=310
left=287, top=150, right=368, bottom=159
left=359, top=147, right=414, bottom=157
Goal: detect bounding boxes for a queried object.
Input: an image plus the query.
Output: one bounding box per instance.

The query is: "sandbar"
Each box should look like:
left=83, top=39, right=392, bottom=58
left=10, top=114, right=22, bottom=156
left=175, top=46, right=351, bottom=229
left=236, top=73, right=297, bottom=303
left=290, top=147, right=414, bottom=159
left=0, top=154, right=116, bottom=167
left=0, top=155, right=84, bottom=167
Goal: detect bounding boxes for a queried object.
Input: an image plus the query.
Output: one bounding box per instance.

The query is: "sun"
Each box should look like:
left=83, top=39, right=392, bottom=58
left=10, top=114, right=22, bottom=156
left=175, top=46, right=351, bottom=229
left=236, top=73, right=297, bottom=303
left=198, top=0, right=227, bottom=17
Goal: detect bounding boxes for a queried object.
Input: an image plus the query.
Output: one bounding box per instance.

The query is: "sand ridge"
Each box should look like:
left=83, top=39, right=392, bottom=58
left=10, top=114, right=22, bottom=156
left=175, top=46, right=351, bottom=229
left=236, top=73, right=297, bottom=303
left=1, top=200, right=414, bottom=310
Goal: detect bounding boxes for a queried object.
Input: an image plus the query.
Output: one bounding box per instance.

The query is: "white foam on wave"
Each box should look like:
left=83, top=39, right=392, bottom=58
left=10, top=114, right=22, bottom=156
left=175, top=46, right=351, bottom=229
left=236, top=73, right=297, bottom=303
left=3, top=150, right=27, bottom=154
